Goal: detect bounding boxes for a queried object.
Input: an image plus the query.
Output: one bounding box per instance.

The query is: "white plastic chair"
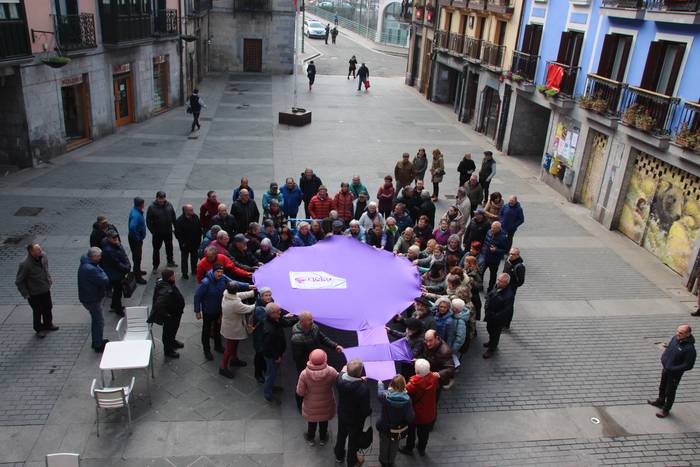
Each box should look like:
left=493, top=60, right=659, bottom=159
left=45, top=453, right=80, bottom=467
left=115, top=306, right=153, bottom=341
left=90, top=377, right=135, bottom=437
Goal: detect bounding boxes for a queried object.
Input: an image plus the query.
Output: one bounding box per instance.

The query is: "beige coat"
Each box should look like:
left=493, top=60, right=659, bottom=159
left=430, top=155, right=445, bottom=183
left=220, top=289, right=255, bottom=340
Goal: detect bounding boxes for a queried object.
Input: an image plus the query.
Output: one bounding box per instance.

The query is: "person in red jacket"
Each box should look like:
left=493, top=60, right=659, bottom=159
left=308, top=185, right=334, bottom=220
left=333, top=182, right=354, bottom=225
left=199, top=191, right=219, bottom=232
left=196, top=246, right=251, bottom=283
left=400, top=358, right=439, bottom=457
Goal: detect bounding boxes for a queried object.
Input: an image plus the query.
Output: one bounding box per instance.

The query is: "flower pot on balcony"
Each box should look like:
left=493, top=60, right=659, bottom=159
left=592, top=100, right=608, bottom=113
left=41, top=56, right=71, bottom=68
left=634, top=115, right=655, bottom=132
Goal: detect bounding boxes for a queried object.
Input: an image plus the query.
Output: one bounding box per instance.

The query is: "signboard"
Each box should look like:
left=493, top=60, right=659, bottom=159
left=289, top=271, right=347, bottom=290
left=113, top=63, right=131, bottom=74
left=61, top=75, right=83, bottom=87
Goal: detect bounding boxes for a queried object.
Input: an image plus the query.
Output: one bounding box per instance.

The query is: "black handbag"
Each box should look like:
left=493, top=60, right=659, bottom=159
left=121, top=273, right=137, bottom=298
left=358, top=423, right=373, bottom=450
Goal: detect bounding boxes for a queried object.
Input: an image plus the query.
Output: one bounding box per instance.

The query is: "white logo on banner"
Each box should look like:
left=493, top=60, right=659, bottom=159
left=289, top=271, right=348, bottom=289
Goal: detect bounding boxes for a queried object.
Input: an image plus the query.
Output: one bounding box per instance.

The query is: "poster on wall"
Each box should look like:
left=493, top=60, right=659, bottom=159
left=551, top=118, right=580, bottom=167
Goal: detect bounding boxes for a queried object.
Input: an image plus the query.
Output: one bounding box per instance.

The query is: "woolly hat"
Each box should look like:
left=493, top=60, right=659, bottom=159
left=308, top=348, right=328, bottom=368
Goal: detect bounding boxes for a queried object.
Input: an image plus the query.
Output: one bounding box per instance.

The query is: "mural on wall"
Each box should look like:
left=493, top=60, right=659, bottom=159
left=619, top=151, right=700, bottom=276
left=580, top=130, right=608, bottom=209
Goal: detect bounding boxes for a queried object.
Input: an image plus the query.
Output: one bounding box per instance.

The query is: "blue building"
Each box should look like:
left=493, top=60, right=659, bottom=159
left=499, top=0, right=700, bottom=281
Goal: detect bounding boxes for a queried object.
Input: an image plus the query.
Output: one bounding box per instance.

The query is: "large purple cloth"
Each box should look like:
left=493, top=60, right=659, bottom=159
left=253, top=236, right=422, bottom=380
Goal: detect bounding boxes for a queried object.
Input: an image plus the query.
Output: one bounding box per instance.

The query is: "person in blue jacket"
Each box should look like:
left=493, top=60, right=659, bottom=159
left=499, top=195, right=524, bottom=252
left=194, top=264, right=249, bottom=360
left=481, top=221, right=508, bottom=292
left=100, top=230, right=131, bottom=316
left=128, top=197, right=147, bottom=284
left=293, top=222, right=318, bottom=247
left=648, top=325, right=696, bottom=418
left=280, top=177, right=303, bottom=227
left=78, top=247, right=110, bottom=352
left=262, top=182, right=285, bottom=214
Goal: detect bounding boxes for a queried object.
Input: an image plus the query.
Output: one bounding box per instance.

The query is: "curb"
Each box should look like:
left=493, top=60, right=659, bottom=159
left=302, top=52, right=321, bottom=63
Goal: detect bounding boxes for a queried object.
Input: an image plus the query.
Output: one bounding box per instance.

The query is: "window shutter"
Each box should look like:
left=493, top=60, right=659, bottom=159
left=597, top=34, right=617, bottom=78
left=557, top=31, right=571, bottom=64
left=616, top=35, right=632, bottom=82
left=664, top=42, right=686, bottom=96
left=531, top=24, right=543, bottom=55
left=522, top=24, right=534, bottom=53
left=640, top=41, right=664, bottom=91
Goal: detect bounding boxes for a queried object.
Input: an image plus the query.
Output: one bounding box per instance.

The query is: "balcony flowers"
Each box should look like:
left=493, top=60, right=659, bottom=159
left=41, top=55, right=71, bottom=69
left=675, top=123, right=700, bottom=152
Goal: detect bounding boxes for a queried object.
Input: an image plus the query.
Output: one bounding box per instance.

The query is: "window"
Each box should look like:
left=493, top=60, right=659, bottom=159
left=597, top=33, right=632, bottom=81
left=0, top=0, right=21, bottom=20
left=444, top=11, right=452, bottom=31
left=640, top=40, right=686, bottom=96
left=521, top=23, right=543, bottom=55
left=459, top=14, right=467, bottom=36
left=496, top=20, right=506, bottom=46
left=556, top=30, right=584, bottom=66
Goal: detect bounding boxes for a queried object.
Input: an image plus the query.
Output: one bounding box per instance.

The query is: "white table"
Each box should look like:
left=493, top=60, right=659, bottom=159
left=99, top=340, right=153, bottom=403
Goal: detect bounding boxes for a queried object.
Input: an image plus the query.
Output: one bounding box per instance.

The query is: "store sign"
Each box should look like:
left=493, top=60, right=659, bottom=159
left=61, top=75, right=83, bottom=87
left=113, top=63, right=130, bottom=74
left=289, top=271, right=347, bottom=290
left=153, top=55, right=167, bottom=65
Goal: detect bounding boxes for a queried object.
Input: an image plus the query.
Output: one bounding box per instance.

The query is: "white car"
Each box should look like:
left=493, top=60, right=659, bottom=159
left=304, top=20, right=326, bottom=39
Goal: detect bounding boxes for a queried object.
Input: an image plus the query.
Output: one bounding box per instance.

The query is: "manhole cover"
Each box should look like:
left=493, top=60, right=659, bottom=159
left=141, top=142, right=158, bottom=147
left=14, top=207, right=43, bottom=216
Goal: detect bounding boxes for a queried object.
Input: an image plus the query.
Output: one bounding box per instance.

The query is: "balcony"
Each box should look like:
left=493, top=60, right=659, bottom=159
left=674, top=101, right=700, bottom=152
left=619, top=85, right=680, bottom=139
left=481, top=42, right=505, bottom=71
left=434, top=30, right=448, bottom=50
left=600, top=0, right=647, bottom=17
left=468, top=0, right=487, bottom=10
left=154, top=9, right=178, bottom=36
left=510, top=50, right=538, bottom=82
left=646, top=0, right=700, bottom=22
left=233, top=0, right=272, bottom=13
left=579, top=74, right=627, bottom=127
left=100, top=13, right=153, bottom=45
left=543, top=61, right=580, bottom=98
left=648, top=0, right=700, bottom=10
left=601, top=0, right=646, bottom=7
left=464, top=37, right=482, bottom=62
left=487, top=0, right=515, bottom=15
left=0, top=19, right=31, bottom=61
left=192, top=0, right=212, bottom=14
left=449, top=33, right=465, bottom=55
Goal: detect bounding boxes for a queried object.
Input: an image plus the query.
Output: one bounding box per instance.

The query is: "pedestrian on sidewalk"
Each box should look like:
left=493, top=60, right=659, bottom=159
left=100, top=230, right=131, bottom=316
left=186, top=88, right=206, bottom=133
left=219, top=282, right=256, bottom=378
left=648, top=324, right=696, bottom=418
left=307, top=60, right=316, bottom=91
left=331, top=26, right=338, bottom=44
left=481, top=221, right=508, bottom=292
left=16, top=243, right=58, bottom=338
left=395, top=153, right=416, bottom=196
left=78, top=247, right=110, bottom=353
left=174, top=204, right=201, bottom=280
left=262, top=302, right=298, bottom=404
left=199, top=191, right=219, bottom=233
left=348, top=55, right=357, bottom=79
left=128, top=197, right=148, bottom=284
left=325, top=24, right=330, bottom=44
left=413, top=148, right=428, bottom=182
left=297, top=348, right=338, bottom=446
left=194, top=264, right=229, bottom=360
left=357, top=63, right=369, bottom=91
left=502, top=247, right=525, bottom=330
left=483, top=273, right=514, bottom=359
left=300, top=168, right=323, bottom=219
left=146, top=191, right=177, bottom=273
left=457, top=152, right=476, bottom=188
left=334, top=358, right=371, bottom=467
left=334, top=13, right=339, bottom=25
left=429, top=149, right=445, bottom=201
left=148, top=268, right=185, bottom=358
left=90, top=215, right=119, bottom=248
left=499, top=195, right=525, bottom=252
left=400, top=358, right=438, bottom=457
left=376, top=374, right=415, bottom=467
left=478, top=151, right=496, bottom=205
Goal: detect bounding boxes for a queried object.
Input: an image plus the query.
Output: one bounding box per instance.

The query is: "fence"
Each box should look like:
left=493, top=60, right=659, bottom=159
left=305, top=5, right=408, bottom=47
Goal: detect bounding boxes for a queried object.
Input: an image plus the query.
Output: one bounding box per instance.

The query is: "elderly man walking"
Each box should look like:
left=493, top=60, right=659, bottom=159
left=483, top=273, right=515, bottom=359
left=262, top=303, right=298, bottom=403
left=78, top=247, right=110, bottom=353
left=334, top=358, right=371, bottom=466
left=499, top=195, right=525, bottom=252
left=146, top=191, right=177, bottom=273
left=648, top=325, right=696, bottom=418
left=502, top=247, right=525, bottom=330
left=16, top=243, right=58, bottom=338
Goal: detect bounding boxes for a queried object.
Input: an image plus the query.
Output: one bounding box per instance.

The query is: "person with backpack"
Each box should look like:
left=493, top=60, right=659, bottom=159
left=376, top=374, right=415, bottom=467
left=186, top=88, right=206, bottom=133
left=307, top=60, right=317, bottom=91
left=502, top=247, right=525, bottom=330
left=357, top=63, right=369, bottom=91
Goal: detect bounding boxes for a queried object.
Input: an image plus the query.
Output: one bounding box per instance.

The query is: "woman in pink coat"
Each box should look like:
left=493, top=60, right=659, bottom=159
left=296, top=348, right=338, bottom=446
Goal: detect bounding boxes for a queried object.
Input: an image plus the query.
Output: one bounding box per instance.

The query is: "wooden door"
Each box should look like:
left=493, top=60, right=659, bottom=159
left=243, top=38, right=262, bottom=72
left=113, top=74, right=133, bottom=127
left=580, top=131, right=608, bottom=209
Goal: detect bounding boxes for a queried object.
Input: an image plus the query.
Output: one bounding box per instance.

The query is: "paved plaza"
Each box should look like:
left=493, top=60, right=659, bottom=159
left=0, top=31, right=699, bottom=467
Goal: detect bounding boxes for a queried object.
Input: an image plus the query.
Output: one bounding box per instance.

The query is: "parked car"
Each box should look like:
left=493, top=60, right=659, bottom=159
left=304, top=20, right=327, bottom=39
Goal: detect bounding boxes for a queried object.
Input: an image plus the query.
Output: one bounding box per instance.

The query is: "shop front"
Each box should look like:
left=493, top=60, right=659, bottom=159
left=60, top=74, right=90, bottom=149
left=152, top=55, right=169, bottom=112
left=112, top=63, right=133, bottom=127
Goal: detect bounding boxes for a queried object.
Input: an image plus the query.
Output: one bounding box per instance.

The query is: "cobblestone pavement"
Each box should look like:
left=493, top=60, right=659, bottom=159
left=0, top=71, right=698, bottom=466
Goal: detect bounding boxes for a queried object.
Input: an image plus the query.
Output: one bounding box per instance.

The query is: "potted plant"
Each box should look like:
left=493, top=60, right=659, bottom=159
left=622, top=104, right=640, bottom=125
left=544, top=88, right=558, bottom=97
left=634, top=111, right=656, bottom=132
left=592, top=97, right=608, bottom=113
left=510, top=73, right=523, bottom=82
left=41, top=55, right=71, bottom=69
left=536, top=85, right=547, bottom=93
left=579, top=94, right=594, bottom=109
left=676, top=123, right=692, bottom=147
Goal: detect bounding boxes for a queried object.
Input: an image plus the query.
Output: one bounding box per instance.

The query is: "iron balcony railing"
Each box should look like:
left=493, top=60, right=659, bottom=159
left=579, top=73, right=627, bottom=116
left=601, top=0, right=646, bottom=7
left=647, top=0, right=700, bottom=11
left=464, top=37, right=482, bottom=61
left=482, top=42, right=505, bottom=70
left=543, top=61, right=580, bottom=98
left=510, top=50, right=538, bottom=82
left=674, top=101, right=700, bottom=150
left=468, top=0, right=487, bottom=9
left=487, top=0, right=514, bottom=14
left=0, top=18, right=31, bottom=60
left=154, top=9, right=177, bottom=35
left=100, top=13, right=152, bottom=44
left=434, top=30, right=448, bottom=49
left=193, top=0, right=212, bottom=12
left=619, top=85, right=681, bottom=136
left=53, top=13, right=97, bottom=51
left=234, top=0, right=272, bottom=12
left=449, top=33, right=465, bottom=54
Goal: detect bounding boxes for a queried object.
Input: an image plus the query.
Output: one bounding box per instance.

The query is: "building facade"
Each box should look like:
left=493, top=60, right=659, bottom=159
left=208, top=0, right=294, bottom=73
left=0, top=0, right=188, bottom=168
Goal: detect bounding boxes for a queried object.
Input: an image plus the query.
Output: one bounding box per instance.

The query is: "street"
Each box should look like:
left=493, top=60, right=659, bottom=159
left=0, top=64, right=698, bottom=466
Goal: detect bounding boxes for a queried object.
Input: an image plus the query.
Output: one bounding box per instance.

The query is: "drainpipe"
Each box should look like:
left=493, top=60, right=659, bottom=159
left=514, top=0, right=525, bottom=56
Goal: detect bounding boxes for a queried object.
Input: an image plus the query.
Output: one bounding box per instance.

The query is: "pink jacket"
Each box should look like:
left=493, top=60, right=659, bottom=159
left=296, top=351, right=338, bottom=422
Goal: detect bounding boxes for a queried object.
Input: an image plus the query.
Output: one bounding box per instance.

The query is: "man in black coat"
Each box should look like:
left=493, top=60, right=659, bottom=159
left=262, top=303, right=298, bottom=403
left=148, top=269, right=185, bottom=358
left=300, top=168, right=323, bottom=218
left=483, top=273, right=514, bottom=359
left=648, top=324, right=696, bottom=418
left=211, top=203, right=236, bottom=237
left=230, top=189, right=260, bottom=234
left=146, top=191, right=177, bottom=272
left=334, top=358, right=371, bottom=467
left=417, top=191, right=436, bottom=228
left=90, top=215, right=119, bottom=248
left=174, top=204, right=202, bottom=280
left=463, top=207, right=491, bottom=249
left=502, top=247, right=525, bottom=330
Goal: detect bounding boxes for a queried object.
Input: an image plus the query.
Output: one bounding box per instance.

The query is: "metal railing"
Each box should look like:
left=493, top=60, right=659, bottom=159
left=674, top=101, right=700, bottom=150
left=579, top=73, right=627, bottom=116
left=234, top=0, right=272, bottom=12
left=619, top=85, right=681, bottom=136
left=482, top=42, right=505, bottom=70
left=53, top=13, right=96, bottom=51
left=434, top=30, right=448, bottom=49
left=487, top=0, right=514, bottom=13
left=0, top=18, right=31, bottom=60
left=100, top=13, right=152, bottom=45
left=306, top=6, right=408, bottom=47
left=464, top=37, right=482, bottom=61
left=194, top=0, right=212, bottom=12
left=449, top=33, right=465, bottom=54
left=601, top=0, right=646, bottom=7
left=543, top=61, right=580, bottom=97
left=154, top=9, right=177, bottom=36
left=510, top=50, right=538, bottom=82
left=647, top=0, right=700, bottom=10
left=468, top=0, right=487, bottom=9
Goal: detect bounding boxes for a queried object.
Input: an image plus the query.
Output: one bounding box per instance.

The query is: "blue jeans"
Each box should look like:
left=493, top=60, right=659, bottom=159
left=82, top=301, right=104, bottom=348
left=263, top=356, right=279, bottom=399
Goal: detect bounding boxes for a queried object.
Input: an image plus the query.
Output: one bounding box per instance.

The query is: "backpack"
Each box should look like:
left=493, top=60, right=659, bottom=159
left=188, top=94, right=202, bottom=113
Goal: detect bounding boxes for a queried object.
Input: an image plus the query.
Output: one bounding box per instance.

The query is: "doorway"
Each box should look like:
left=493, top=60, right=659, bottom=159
left=153, top=56, right=169, bottom=112
left=496, top=84, right=511, bottom=150
left=463, top=71, right=479, bottom=123
left=113, top=73, right=133, bottom=127
left=61, top=76, right=90, bottom=148
left=243, top=38, right=262, bottom=72
left=480, top=86, right=500, bottom=140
